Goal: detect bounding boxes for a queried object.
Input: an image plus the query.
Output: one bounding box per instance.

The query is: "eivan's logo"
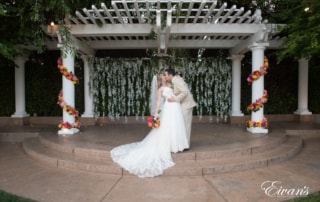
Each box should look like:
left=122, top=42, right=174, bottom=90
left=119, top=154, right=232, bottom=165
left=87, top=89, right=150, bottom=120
left=261, top=181, right=309, bottom=197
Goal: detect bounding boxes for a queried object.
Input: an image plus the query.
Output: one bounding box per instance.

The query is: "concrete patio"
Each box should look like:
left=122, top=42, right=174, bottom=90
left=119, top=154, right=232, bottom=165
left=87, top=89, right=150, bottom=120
left=0, top=122, right=319, bottom=202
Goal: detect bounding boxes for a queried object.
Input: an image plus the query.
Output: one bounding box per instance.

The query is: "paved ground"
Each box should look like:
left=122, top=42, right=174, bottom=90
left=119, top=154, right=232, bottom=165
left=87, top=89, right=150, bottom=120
left=0, top=122, right=319, bottom=202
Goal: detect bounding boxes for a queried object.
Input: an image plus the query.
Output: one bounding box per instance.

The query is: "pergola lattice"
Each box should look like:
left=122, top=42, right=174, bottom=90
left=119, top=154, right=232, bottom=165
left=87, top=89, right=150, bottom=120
left=47, top=0, right=284, bottom=56
left=26, top=0, right=298, bottom=135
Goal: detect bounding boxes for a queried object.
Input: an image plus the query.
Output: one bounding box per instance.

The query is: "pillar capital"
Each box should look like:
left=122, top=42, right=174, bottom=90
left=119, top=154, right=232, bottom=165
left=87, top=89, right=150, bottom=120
left=228, top=55, right=244, bottom=61
left=80, top=55, right=93, bottom=61
left=249, top=42, right=268, bottom=51
left=298, top=57, right=310, bottom=63
left=14, top=56, right=28, bottom=65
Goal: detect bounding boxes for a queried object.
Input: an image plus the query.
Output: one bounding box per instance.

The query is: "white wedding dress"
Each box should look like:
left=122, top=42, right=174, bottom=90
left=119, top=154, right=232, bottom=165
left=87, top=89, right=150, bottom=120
left=110, top=87, right=189, bottom=178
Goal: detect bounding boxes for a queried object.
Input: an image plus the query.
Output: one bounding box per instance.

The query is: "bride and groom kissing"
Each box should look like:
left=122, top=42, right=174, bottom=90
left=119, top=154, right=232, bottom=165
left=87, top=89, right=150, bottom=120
left=111, top=68, right=197, bottom=178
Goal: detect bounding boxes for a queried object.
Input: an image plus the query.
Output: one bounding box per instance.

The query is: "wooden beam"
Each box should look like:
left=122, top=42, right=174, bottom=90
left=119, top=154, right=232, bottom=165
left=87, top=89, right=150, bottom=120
left=193, top=0, right=206, bottom=23
left=237, top=10, right=251, bottom=23
left=87, top=39, right=240, bottom=49
left=211, top=2, right=227, bottom=24
left=134, top=1, right=142, bottom=23
left=202, top=1, right=217, bottom=23
left=184, top=1, right=194, bottom=23
left=230, top=28, right=269, bottom=55
left=229, top=7, right=244, bottom=23
left=69, top=23, right=261, bottom=36
left=83, top=8, right=97, bottom=25
left=122, top=1, right=133, bottom=24
left=75, top=11, right=88, bottom=24
left=175, top=1, right=183, bottom=23
left=219, top=5, right=236, bottom=23
left=101, top=3, right=115, bottom=24
left=111, top=1, right=124, bottom=24
left=92, top=5, right=106, bottom=24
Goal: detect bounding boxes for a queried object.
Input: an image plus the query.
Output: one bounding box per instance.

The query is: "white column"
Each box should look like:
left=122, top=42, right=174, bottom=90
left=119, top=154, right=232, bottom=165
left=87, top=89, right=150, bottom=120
left=230, top=55, right=244, bottom=116
left=294, top=58, right=312, bottom=115
left=58, top=52, right=78, bottom=135
left=12, top=56, right=29, bottom=118
left=81, top=55, right=94, bottom=117
left=247, top=44, right=268, bottom=134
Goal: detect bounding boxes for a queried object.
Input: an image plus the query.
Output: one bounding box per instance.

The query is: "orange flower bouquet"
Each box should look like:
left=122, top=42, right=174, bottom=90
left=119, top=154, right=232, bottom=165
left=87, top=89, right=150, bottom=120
left=147, top=115, right=160, bottom=128
left=147, top=110, right=161, bottom=128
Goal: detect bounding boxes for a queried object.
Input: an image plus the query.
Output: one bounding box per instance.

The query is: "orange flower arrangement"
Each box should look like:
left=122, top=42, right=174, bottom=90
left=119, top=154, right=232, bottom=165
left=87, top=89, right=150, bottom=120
left=246, top=57, right=269, bottom=129
left=147, top=109, right=161, bottom=128
left=246, top=117, right=268, bottom=128
left=57, top=57, right=80, bottom=129
left=247, top=57, right=269, bottom=84
left=58, top=91, right=79, bottom=118
left=247, top=90, right=268, bottom=112
left=147, top=115, right=160, bottom=128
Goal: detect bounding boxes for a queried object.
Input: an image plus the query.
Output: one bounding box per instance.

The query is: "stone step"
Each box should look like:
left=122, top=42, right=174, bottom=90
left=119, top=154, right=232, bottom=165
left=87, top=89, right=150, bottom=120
left=0, top=132, right=39, bottom=143
left=22, top=135, right=302, bottom=176
left=286, top=129, right=320, bottom=136
left=23, top=138, right=122, bottom=175
left=196, top=135, right=302, bottom=175
left=38, top=133, right=287, bottom=161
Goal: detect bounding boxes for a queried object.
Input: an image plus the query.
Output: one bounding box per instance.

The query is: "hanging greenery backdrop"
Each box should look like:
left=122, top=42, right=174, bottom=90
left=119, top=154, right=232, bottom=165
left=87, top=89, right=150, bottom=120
left=89, top=57, right=232, bottom=119
left=1, top=52, right=319, bottom=117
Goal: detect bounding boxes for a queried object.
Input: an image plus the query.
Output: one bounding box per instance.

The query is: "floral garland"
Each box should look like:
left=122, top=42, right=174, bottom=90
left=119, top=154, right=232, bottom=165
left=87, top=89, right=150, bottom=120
left=246, top=117, right=268, bottom=128
left=247, top=57, right=269, bottom=84
left=247, top=57, right=269, bottom=129
left=57, top=57, right=80, bottom=129
left=247, top=90, right=268, bottom=112
left=58, top=65, right=79, bottom=84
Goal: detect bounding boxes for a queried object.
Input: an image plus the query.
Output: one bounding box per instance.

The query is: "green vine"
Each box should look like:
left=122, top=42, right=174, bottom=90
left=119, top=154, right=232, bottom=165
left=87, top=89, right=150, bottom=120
left=58, top=23, right=77, bottom=58
left=88, top=57, right=231, bottom=119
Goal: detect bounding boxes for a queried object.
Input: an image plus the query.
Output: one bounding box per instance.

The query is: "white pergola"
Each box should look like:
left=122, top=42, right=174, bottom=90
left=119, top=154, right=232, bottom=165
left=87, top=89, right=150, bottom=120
left=12, top=0, right=312, bottom=135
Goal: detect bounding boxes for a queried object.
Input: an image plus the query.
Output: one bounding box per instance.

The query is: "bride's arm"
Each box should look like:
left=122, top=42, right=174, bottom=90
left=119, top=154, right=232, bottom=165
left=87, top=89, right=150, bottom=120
left=153, top=88, right=163, bottom=118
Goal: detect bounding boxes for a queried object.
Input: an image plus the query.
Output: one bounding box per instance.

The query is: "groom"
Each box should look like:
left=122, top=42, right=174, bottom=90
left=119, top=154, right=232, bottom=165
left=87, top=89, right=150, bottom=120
left=164, top=68, right=197, bottom=149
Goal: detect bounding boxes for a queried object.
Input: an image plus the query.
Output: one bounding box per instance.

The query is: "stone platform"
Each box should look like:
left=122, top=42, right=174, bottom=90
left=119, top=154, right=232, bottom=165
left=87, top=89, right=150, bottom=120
left=20, top=123, right=303, bottom=176
left=1, top=122, right=320, bottom=202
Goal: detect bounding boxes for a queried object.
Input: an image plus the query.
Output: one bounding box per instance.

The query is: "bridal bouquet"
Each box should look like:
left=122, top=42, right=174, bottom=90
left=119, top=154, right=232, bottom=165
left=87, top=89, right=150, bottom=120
left=147, top=116, right=160, bottom=128
left=147, top=110, right=161, bottom=128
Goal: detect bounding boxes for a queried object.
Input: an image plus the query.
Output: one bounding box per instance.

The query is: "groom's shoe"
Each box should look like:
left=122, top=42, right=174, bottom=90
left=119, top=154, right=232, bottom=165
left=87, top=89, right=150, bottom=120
left=183, top=148, right=190, bottom=152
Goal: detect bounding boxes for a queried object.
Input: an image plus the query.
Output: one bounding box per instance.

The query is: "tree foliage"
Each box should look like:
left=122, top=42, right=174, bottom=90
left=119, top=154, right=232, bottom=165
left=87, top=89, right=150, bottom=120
left=0, top=0, right=104, bottom=60
left=277, top=0, right=320, bottom=59
left=0, top=0, right=319, bottom=60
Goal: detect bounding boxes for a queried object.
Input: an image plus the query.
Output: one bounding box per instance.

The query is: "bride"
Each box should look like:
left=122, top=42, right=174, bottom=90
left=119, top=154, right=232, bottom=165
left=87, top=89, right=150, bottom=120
left=110, top=74, right=189, bottom=178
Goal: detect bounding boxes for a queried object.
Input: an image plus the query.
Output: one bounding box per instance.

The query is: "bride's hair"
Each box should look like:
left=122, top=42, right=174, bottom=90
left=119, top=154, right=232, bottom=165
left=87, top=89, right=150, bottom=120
left=157, top=74, right=163, bottom=89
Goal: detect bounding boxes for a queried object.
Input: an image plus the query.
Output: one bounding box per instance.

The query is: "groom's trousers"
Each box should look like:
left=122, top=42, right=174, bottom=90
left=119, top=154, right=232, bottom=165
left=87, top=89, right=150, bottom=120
left=182, top=108, right=193, bottom=148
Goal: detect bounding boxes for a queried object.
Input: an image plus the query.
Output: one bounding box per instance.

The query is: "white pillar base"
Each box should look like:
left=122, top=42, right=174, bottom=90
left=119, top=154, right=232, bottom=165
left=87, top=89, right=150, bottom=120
left=81, top=113, right=95, bottom=118
left=247, top=127, right=268, bottom=134
left=294, top=109, right=312, bottom=115
left=11, top=113, right=30, bottom=118
left=231, top=111, right=244, bottom=117
left=58, top=128, right=79, bottom=136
